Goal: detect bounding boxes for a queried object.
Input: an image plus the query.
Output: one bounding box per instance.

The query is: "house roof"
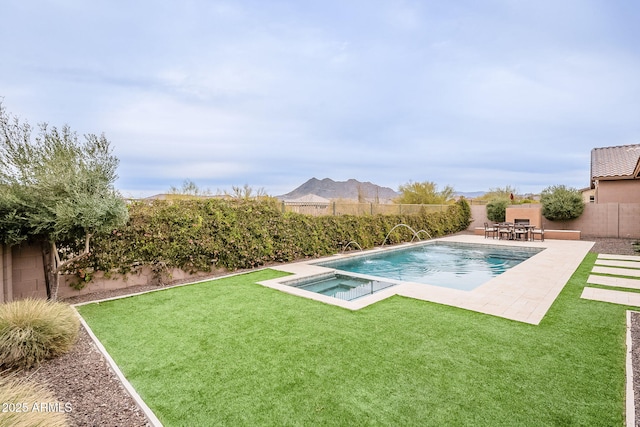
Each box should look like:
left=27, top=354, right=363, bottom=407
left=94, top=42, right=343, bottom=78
left=591, top=144, right=640, bottom=186
left=286, top=194, right=330, bottom=204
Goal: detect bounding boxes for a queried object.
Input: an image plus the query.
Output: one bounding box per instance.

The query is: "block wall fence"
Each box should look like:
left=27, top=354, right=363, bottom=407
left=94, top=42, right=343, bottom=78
left=469, top=203, right=640, bottom=239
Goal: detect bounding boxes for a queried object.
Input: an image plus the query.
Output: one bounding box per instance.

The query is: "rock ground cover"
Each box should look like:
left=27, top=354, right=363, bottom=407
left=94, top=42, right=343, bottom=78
left=12, top=237, right=640, bottom=426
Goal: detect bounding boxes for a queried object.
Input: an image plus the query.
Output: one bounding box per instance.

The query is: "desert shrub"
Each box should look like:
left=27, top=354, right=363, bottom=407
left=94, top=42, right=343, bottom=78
left=541, top=185, right=585, bottom=221
left=486, top=198, right=509, bottom=222
left=0, top=374, right=69, bottom=427
left=0, top=299, right=80, bottom=370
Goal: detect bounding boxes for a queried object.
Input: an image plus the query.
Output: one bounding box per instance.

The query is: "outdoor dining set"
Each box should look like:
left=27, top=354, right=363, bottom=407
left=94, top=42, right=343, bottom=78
left=483, top=221, right=544, bottom=241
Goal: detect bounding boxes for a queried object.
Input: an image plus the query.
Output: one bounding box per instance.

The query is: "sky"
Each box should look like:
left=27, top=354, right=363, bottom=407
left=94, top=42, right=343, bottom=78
left=2, top=1, right=639, bottom=198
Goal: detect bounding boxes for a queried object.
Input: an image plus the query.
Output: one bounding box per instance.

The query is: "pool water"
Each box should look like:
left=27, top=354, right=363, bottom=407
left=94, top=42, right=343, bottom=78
left=316, top=242, right=542, bottom=292
left=286, top=273, right=396, bottom=301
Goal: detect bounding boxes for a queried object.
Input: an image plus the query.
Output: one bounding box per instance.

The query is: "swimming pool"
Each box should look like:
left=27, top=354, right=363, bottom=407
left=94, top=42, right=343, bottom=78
left=316, top=242, right=543, bottom=292
left=260, top=236, right=592, bottom=323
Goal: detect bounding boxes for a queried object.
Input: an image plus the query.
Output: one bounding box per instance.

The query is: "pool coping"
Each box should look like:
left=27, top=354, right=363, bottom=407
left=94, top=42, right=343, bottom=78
left=258, top=235, right=595, bottom=325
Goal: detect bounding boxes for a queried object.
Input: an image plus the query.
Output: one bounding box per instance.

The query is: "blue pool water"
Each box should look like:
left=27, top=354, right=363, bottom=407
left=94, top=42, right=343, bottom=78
left=316, top=242, right=543, bottom=292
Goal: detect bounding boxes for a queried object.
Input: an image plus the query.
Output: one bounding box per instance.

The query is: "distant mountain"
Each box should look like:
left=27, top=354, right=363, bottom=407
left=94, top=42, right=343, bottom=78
left=278, top=178, right=399, bottom=202
left=455, top=191, right=486, bottom=199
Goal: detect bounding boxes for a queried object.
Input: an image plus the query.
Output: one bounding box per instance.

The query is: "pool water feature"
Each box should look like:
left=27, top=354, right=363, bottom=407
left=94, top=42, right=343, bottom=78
left=284, top=273, right=396, bottom=301
left=316, top=242, right=543, bottom=292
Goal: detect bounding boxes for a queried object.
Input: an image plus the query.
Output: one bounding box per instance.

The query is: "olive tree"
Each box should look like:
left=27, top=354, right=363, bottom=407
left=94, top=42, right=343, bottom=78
left=540, top=185, right=584, bottom=221
left=0, top=103, right=129, bottom=300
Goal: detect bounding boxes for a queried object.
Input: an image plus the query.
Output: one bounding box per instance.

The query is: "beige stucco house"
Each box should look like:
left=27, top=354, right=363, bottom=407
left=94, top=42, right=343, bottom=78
left=591, top=144, right=640, bottom=203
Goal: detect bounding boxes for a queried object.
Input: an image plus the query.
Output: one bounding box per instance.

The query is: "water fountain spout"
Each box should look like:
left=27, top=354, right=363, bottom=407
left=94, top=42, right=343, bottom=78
left=382, top=224, right=432, bottom=247
left=341, top=241, right=364, bottom=253
left=411, top=229, right=432, bottom=242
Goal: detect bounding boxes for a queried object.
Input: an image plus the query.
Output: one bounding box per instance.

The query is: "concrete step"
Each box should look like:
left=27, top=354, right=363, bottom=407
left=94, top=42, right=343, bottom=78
left=595, top=259, right=640, bottom=269
left=588, top=275, right=640, bottom=290
left=591, top=266, right=640, bottom=278
left=581, top=287, right=640, bottom=307
left=598, top=254, right=640, bottom=262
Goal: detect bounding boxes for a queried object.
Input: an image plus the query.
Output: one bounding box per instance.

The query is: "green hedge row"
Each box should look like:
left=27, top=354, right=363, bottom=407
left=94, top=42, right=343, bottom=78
left=81, top=198, right=471, bottom=276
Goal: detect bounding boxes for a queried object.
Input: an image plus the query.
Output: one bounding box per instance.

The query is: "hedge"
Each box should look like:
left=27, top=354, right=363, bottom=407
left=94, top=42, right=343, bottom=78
left=72, top=198, right=471, bottom=283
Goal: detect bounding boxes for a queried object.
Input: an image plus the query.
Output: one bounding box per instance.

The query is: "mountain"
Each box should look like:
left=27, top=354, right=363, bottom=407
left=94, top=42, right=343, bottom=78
left=278, top=178, right=399, bottom=202
left=455, top=191, right=486, bottom=199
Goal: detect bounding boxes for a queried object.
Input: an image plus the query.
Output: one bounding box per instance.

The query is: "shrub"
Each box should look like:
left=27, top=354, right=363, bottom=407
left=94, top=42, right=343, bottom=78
left=486, top=198, right=509, bottom=223
left=455, top=198, right=472, bottom=229
left=69, top=198, right=472, bottom=278
left=541, top=185, right=585, bottom=221
left=0, top=374, right=68, bottom=427
left=0, top=299, right=80, bottom=370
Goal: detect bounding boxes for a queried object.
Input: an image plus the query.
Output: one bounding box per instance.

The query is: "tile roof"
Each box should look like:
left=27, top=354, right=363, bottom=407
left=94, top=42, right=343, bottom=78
left=591, top=144, right=640, bottom=180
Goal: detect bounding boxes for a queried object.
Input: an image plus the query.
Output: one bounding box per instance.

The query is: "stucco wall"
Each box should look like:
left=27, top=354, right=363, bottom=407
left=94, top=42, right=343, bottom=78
left=597, top=180, right=640, bottom=204
left=470, top=204, right=544, bottom=229
left=505, top=206, right=542, bottom=226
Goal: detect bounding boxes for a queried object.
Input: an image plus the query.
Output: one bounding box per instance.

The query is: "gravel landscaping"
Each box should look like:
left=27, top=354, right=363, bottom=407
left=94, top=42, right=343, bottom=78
left=12, top=237, right=640, bottom=426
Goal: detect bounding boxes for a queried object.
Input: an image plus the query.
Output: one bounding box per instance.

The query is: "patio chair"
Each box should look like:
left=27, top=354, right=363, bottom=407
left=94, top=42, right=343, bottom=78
left=514, top=225, right=529, bottom=241
left=530, top=225, right=544, bottom=242
left=498, top=223, right=513, bottom=240
left=484, top=222, right=498, bottom=239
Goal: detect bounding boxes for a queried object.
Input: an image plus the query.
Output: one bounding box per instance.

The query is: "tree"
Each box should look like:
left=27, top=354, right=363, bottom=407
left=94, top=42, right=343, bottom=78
left=225, top=184, right=270, bottom=200
left=476, top=185, right=519, bottom=203
left=455, top=198, right=472, bottom=229
left=486, top=198, right=509, bottom=222
left=168, top=179, right=212, bottom=197
left=395, top=181, right=456, bottom=204
left=0, top=103, right=129, bottom=300
left=540, top=185, right=585, bottom=221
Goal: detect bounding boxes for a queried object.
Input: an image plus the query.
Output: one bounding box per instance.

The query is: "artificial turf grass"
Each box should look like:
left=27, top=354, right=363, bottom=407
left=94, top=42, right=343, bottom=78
left=77, top=254, right=628, bottom=426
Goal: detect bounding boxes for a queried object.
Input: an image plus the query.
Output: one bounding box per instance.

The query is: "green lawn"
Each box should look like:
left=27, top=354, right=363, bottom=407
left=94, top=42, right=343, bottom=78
left=77, top=253, right=628, bottom=426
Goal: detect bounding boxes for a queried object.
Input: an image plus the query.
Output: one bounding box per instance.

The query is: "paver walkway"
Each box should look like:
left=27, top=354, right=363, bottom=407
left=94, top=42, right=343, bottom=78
left=581, top=254, right=640, bottom=306
left=579, top=254, right=640, bottom=427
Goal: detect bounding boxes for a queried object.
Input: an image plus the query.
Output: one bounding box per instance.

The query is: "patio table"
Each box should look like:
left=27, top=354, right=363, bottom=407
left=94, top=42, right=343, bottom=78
left=497, top=223, right=537, bottom=241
